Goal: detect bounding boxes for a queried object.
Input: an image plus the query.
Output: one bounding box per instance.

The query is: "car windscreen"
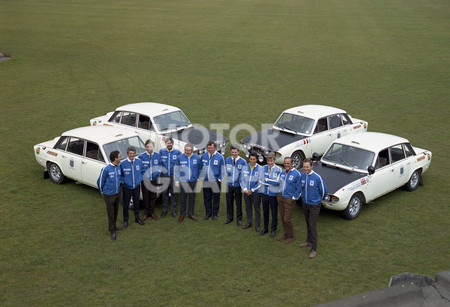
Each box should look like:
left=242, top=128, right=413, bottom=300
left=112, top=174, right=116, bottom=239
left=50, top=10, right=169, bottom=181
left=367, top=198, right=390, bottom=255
left=102, top=136, right=145, bottom=162
left=274, top=113, right=315, bottom=135
left=322, top=143, right=375, bottom=171
left=153, top=111, right=191, bottom=132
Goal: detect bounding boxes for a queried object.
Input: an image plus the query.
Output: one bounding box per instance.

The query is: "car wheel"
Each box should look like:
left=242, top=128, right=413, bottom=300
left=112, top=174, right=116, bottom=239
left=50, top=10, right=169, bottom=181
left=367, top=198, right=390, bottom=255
left=342, top=193, right=363, bottom=220
left=405, top=170, right=420, bottom=191
left=291, top=151, right=305, bottom=170
left=48, top=162, right=65, bottom=184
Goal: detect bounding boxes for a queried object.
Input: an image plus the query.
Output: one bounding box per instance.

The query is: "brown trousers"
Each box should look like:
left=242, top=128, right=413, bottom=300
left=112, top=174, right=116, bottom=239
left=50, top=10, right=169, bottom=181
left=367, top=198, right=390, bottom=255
left=277, top=195, right=296, bottom=238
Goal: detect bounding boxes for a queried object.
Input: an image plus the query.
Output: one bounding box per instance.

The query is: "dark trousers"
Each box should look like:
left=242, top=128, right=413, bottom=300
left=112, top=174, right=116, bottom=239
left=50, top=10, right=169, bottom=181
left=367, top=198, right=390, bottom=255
left=243, top=192, right=261, bottom=227
left=180, top=181, right=197, bottom=217
left=203, top=180, right=221, bottom=217
left=161, top=175, right=178, bottom=214
left=277, top=195, right=295, bottom=238
left=142, top=180, right=157, bottom=216
left=122, top=186, right=140, bottom=222
left=104, top=193, right=120, bottom=233
left=226, top=185, right=242, bottom=222
left=261, top=194, right=278, bottom=232
left=302, top=202, right=321, bottom=251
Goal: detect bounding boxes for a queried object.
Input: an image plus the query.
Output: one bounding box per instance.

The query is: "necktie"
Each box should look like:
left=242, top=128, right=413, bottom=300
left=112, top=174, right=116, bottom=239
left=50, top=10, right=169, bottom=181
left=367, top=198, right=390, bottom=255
left=233, top=158, right=236, bottom=166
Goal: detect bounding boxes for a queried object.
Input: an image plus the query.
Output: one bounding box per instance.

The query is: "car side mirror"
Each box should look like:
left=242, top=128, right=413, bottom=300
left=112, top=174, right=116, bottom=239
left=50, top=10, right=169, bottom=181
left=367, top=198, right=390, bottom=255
left=367, top=166, right=375, bottom=175
left=312, top=153, right=319, bottom=161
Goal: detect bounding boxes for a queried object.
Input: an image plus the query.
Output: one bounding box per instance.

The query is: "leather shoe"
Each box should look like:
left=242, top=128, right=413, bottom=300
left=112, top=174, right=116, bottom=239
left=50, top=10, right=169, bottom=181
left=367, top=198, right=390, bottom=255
left=203, top=215, right=211, bottom=220
left=124, top=221, right=128, bottom=228
left=111, top=233, right=116, bottom=241
left=242, top=223, right=252, bottom=229
left=309, top=250, right=317, bottom=259
left=255, top=226, right=261, bottom=232
left=299, top=242, right=311, bottom=248
left=277, top=234, right=287, bottom=241
left=161, top=211, right=167, bottom=218
left=212, top=216, right=217, bottom=221
left=285, top=237, right=295, bottom=244
left=189, top=215, right=198, bottom=221
left=135, top=219, right=144, bottom=226
left=115, top=227, right=123, bottom=231
left=270, top=231, right=276, bottom=238
left=259, top=229, right=269, bottom=236
left=151, top=214, right=158, bottom=220
left=141, top=215, right=148, bottom=221
left=224, top=219, right=233, bottom=224
left=178, top=215, right=185, bottom=222
left=237, top=220, right=242, bottom=227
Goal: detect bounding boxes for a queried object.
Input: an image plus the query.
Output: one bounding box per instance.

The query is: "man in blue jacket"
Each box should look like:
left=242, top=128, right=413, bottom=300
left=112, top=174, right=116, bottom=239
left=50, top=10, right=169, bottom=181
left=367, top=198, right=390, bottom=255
left=224, top=145, right=247, bottom=226
left=240, top=152, right=263, bottom=231
left=139, top=140, right=161, bottom=220
left=201, top=141, right=225, bottom=221
left=299, top=158, right=327, bottom=259
left=259, top=153, right=282, bottom=238
left=97, top=150, right=122, bottom=241
left=120, top=146, right=145, bottom=228
left=174, top=143, right=202, bottom=222
left=159, top=138, right=182, bottom=218
left=277, top=157, right=301, bottom=244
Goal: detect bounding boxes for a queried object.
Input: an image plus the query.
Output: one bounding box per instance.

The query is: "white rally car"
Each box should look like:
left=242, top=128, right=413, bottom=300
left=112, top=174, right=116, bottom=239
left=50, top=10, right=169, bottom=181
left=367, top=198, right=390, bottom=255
left=34, top=126, right=146, bottom=188
left=90, top=102, right=228, bottom=154
left=312, top=132, right=432, bottom=219
left=240, top=105, right=367, bottom=169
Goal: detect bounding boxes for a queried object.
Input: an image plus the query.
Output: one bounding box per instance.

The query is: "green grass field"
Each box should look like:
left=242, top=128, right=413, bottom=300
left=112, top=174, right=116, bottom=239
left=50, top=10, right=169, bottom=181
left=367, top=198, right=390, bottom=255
left=1, top=0, right=449, bottom=305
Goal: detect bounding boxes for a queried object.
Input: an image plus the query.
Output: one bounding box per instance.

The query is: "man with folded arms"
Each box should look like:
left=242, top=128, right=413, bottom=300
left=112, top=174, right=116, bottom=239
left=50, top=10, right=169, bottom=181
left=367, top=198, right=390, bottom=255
left=139, top=140, right=161, bottom=221
left=159, top=138, right=181, bottom=217
left=277, top=157, right=301, bottom=244
left=240, top=152, right=263, bottom=232
left=174, top=143, right=202, bottom=222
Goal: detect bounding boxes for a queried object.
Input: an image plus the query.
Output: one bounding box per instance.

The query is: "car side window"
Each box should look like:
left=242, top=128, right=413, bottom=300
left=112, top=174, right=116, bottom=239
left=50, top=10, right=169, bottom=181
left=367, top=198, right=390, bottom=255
left=403, top=143, right=416, bottom=157
left=137, top=114, right=154, bottom=131
left=54, top=136, right=68, bottom=150
left=314, top=117, right=328, bottom=133
left=329, top=114, right=342, bottom=129
left=120, top=112, right=137, bottom=127
left=341, top=113, right=352, bottom=125
left=109, top=111, right=122, bottom=123
left=390, top=144, right=406, bottom=163
left=375, top=149, right=390, bottom=169
left=85, top=141, right=105, bottom=162
left=66, top=137, right=85, bottom=156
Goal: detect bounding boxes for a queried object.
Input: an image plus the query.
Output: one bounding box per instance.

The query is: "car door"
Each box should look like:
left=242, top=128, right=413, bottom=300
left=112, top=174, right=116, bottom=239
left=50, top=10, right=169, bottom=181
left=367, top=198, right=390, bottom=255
left=389, top=144, right=410, bottom=187
left=365, top=148, right=397, bottom=201
left=60, top=137, right=84, bottom=182
left=80, top=141, right=107, bottom=188
left=311, top=117, right=333, bottom=155
left=328, top=114, right=346, bottom=141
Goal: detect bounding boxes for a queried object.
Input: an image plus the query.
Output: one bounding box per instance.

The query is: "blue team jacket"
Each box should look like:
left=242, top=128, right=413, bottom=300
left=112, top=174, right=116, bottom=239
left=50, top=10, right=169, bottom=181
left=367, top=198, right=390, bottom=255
left=201, top=151, right=225, bottom=182
left=225, top=156, right=247, bottom=187
left=138, top=151, right=162, bottom=181
left=240, top=163, right=263, bottom=193
left=279, top=168, right=302, bottom=199
left=260, top=164, right=282, bottom=196
left=174, top=153, right=202, bottom=183
left=120, top=158, right=144, bottom=189
left=301, top=170, right=327, bottom=205
left=159, top=148, right=182, bottom=177
left=97, top=163, right=122, bottom=195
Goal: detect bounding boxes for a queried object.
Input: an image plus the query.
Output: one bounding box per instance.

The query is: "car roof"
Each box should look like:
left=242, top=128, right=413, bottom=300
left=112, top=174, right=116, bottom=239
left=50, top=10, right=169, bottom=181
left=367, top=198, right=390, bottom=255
left=116, top=102, right=182, bottom=117
left=282, top=105, right=347, bottom=120
left=333, top=132, right=409, bottom=152
left=61, top=126, right=140, bottom=144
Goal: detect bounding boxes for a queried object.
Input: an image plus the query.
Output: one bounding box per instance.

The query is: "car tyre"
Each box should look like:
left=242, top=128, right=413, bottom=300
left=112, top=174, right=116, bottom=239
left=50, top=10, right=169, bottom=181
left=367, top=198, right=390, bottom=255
left=405, top=170, right=420, bottom=192
left=48, top=162, right=65, bottom=184
left=342, top=193, right=363, bottom=220
left=291, top=151, right=305, bottom=170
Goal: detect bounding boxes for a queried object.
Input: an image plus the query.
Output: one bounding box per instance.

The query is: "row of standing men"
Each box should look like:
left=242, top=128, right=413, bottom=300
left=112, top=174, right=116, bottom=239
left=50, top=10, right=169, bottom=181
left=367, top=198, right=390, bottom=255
left=97, top=137, right=327, bottom=258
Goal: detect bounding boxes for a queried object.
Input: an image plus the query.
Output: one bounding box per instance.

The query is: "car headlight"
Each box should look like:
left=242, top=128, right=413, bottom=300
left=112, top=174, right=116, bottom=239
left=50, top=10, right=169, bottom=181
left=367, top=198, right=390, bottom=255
left=264, top=150, right=269, bottom=155
left=258, top=155, right=264, bottom=163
